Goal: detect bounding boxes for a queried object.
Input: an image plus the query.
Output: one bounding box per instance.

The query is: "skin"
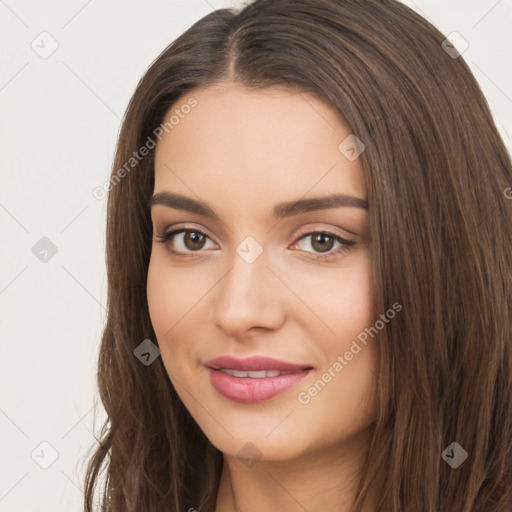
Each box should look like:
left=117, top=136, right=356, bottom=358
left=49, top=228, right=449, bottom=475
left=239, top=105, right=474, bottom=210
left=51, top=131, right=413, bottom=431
left=147, top=82, right=380, bottom=511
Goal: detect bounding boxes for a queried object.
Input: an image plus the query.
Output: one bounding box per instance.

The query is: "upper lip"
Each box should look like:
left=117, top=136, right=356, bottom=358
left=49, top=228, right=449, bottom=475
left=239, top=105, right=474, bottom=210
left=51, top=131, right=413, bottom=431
left=205, top=355, right=313, bottom=372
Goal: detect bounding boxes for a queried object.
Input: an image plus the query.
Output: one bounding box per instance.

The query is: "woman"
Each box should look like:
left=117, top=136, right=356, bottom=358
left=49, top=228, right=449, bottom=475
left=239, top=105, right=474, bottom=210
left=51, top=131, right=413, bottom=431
left=83, top=0, right=512, bottom=510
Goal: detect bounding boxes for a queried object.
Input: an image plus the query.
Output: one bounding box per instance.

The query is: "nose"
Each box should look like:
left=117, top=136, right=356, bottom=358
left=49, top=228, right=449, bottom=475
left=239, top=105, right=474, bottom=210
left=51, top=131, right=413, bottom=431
left=210, top=248, right=287, bottom=339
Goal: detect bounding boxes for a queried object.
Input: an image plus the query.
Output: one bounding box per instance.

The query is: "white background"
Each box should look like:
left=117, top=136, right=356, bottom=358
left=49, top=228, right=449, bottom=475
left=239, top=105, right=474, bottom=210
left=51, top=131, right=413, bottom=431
left=1, top=1, right=511, bottom=510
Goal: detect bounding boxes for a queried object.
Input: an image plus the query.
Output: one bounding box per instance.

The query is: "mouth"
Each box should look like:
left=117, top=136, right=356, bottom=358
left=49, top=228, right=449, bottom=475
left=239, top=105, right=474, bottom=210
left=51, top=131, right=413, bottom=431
left=204, top=355, right=313, bottom=373
left=212, top=368, right=300, bottom=378
left=204, top=356, right=313, bottom=403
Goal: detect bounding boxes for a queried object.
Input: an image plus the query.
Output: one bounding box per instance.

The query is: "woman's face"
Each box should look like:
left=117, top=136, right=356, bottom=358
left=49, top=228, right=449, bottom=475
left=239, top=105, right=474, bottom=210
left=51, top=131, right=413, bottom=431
left=147, top=82, right=378, bottom=462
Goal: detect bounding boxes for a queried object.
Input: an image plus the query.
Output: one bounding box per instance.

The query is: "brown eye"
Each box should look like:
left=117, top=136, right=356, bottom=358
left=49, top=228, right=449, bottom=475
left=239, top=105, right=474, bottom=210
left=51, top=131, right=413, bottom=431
left=183, top=231, right=207, bottom=251
left=310, top=233, right=335, bottom=253
left=292, top=230, right=356, bottom=261
left=155, top=228, right=216, bottom=256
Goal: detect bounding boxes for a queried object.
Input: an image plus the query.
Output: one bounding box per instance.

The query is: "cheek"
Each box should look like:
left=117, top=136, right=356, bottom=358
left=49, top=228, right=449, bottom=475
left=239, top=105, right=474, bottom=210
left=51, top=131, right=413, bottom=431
left=146, top=257, right=201, bottom=366
left=328, top=265, right=373, bottom=342
left=288, top=256, right=373, bottom=344
left=291, top=258, right=377, bottom=424
left=147, top=259, right=174, bottom=339
left=147, top=255, right=207, bottom=335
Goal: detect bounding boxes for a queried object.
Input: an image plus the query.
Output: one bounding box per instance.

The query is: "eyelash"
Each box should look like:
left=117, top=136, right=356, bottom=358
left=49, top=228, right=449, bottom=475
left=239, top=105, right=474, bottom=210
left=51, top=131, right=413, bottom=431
left=154, top=226, right=356, bottom=261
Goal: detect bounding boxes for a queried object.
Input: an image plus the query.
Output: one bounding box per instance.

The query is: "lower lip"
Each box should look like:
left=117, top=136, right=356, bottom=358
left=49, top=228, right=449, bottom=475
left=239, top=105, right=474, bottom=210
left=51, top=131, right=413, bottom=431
left=207, top=367, right=312, bottom=403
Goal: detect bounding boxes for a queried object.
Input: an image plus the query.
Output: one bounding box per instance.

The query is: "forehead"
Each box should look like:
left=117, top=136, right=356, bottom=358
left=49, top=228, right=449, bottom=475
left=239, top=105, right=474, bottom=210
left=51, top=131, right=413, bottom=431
left=153, top=83, right=366, bottom=214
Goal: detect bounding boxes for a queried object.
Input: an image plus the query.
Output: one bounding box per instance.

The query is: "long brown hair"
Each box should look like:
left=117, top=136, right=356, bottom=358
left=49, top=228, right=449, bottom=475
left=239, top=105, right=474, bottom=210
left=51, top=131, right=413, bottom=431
left=82, top=1, right=512, bottom=510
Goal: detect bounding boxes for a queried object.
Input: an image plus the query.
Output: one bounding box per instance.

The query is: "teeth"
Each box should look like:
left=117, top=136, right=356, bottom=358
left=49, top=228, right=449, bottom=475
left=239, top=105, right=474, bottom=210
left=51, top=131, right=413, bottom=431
left=219, top=369, right=290, bottom=378
left=261, top=370, right=281, bottom=378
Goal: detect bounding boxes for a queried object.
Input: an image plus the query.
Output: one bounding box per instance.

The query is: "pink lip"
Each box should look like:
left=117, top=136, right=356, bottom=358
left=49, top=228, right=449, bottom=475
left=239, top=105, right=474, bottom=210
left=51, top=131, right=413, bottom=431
left=204, top=356, right=313, bottom=403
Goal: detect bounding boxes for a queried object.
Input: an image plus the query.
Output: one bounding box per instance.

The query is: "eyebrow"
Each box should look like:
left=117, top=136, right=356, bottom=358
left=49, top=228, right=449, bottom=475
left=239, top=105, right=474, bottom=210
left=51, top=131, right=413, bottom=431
left=148, top=191, right=368, bottom=220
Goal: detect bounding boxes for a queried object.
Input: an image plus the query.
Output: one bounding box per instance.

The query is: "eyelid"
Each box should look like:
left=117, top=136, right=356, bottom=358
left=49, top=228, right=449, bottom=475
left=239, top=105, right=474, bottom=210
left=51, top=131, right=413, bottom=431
left=157, top=222, right=219, bottom=243
left=293, top=223, right=355, bottom=240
